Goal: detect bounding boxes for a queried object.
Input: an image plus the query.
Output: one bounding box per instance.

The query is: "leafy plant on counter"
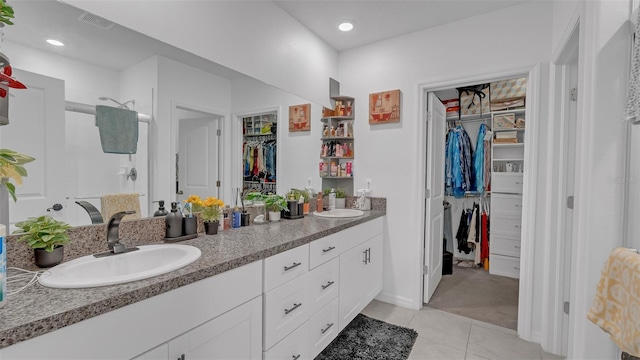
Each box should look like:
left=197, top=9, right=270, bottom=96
left=0, top=148, right=35, bottom=202
left=14, top=215, right=71, bottom=252
left=246, top=192, right=289, bottom=213
left=0, top=0, right=14, bottom=27
left=323, top=188, right=346, bottom=199
left=289, top=188, right=310, bottom=203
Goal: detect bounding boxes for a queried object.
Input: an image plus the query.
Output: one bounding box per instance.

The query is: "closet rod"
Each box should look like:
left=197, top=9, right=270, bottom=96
left=446, top=117, right=490, bottom=123
left=65, top=101, right=152, bottom=123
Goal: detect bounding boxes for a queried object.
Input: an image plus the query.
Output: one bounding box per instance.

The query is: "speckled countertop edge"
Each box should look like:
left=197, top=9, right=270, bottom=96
left=0, top=209, right=386, bottom=349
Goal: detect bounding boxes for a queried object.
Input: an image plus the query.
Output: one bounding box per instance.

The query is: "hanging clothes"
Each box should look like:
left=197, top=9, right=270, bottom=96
left=456, top=208, right=472, bottom=254
left=443, top=201, right=454, bottom=254
left=445, top=125, right=473, bottom=198
left=243, top=140, right=277, bottom=182
left=473, top=124, right=487, bottom=193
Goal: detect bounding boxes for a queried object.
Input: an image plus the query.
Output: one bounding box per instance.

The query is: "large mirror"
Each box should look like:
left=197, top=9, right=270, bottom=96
left=0, top=0, right=323, bottom=229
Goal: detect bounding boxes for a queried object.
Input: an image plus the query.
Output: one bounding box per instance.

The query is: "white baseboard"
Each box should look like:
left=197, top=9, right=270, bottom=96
left=375, top=291, right=419, bottom=310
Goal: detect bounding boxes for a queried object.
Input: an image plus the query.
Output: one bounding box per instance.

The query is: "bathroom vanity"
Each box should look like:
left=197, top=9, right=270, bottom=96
left=0, top=210, right=385, bottom=359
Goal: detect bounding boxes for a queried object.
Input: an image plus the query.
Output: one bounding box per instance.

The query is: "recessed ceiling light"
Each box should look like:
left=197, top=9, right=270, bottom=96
left=45, top=38, right=65, bottom=47
left=338, top=22, right=354, bottom=32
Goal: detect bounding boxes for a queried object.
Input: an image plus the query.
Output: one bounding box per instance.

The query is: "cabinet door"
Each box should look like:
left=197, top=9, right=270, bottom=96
left=168, top=296, right=262, bottom=360
left=338, top=234, right=383, bottom=331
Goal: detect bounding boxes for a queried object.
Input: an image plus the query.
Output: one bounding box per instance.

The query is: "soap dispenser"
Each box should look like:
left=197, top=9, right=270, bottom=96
left=153, top=200, right=168, bottom=217
left=328, top=189, right=336, bottom=211
left=165, top=202, right=183, bottom=238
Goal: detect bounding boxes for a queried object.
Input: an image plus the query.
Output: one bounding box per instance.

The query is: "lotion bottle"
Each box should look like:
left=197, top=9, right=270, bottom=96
left=165, top=202, right=183, bottom=238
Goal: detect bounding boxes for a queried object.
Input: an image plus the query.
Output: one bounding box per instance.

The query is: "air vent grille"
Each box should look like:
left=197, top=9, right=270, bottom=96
left=78, top=11, right=115, bottom=30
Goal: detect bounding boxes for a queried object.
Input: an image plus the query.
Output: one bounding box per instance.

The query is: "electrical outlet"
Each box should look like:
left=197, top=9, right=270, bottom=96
left=307, top=177, right=313, bottom=188
left=365, top=179, right=372, bottom=191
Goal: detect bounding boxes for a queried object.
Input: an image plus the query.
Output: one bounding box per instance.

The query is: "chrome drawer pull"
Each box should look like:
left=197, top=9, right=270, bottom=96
left=514, top=245, right=521, bottom=249
left=515, top=181, right=523, bottom=184
left=292, top=355, right=301, bottom=360
left=515, top=204, right=522, bottom=207
left=284, top=262, right=302, bottom=271
left=514, top=225, right=521, bottom=228
left=323, top=246, right=336, bottom=253
left=322, top=281, right=335, bottom=290
left=514, top=267, right=520, bottom=270
left=321, top=323, right=334, bottom=334
left=284, top=303, right=302, bottom=315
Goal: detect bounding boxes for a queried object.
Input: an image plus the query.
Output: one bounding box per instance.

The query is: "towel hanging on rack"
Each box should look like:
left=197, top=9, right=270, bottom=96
left=95, top=105, right=139, bottom=154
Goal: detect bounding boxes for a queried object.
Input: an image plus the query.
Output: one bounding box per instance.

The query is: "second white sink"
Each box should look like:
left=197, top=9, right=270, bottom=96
left=313, top=209, right=365, bottom=218
left=38, top=244, right=202, bottom=289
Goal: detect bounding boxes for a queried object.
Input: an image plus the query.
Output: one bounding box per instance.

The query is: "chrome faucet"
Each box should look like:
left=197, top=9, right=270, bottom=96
left=95, top=210, right=139, bottom=257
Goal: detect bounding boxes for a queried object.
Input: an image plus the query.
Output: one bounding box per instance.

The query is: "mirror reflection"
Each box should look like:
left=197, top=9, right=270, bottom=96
left=0, top=0, right=320, bottom=228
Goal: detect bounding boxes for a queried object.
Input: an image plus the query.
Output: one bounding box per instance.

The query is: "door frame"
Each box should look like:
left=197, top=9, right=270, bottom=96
left=170, top=101, right=226, bottom=202
left=417, top=64, right=541, bottom=340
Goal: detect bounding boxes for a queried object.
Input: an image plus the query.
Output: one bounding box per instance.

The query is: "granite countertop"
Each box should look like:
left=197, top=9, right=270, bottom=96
left=0, top=209, right=385, bottom=349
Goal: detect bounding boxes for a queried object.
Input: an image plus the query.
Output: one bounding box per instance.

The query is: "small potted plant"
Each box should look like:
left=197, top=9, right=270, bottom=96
left=323, top=188, right=347, bottom=209
left=14, top=215, right=71, bottom=267
left=290, top=188, right=310, bottom=215
left=200, top=196, right=224, bottom=235
left=0, top=148, right=34, bottom=202
left=246, top=192, right=288, bottom=222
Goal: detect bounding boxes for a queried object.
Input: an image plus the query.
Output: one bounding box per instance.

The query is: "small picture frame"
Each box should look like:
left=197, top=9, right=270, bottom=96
left=289, top=103, right=310, bottom=132
left=369, top=89, right=401, bottom=124
left=493, top=113, right=516, bottom=129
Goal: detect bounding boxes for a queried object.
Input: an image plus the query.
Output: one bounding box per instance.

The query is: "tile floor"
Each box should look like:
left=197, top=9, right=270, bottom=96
left=361, top=300, right=565, bottom=360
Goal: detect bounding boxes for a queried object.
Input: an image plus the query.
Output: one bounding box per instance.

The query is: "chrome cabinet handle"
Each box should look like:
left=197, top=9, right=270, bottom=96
left=363, top=250, right=368, bottom=264
left=514, top=245, right=521, bottom=249
left=515, top=181, right=523, bottom=184
left=514, top=266, right=520, bottom=270
left=366, top=248, right=371, bottom=263
left=322, top=246, right=336, bottom=253
left=514, top=204, right=522, bottom=207
left=514, top=225, right=521, bottom=228
left=178, top=355, right=185, bottom=360
left=321, top=281, right=335, bottom=290
left=292, top=355, right=301, bottom=360
left=284, top=303, right=302, bottom=315
left=321, top=322, right=334, bottom=334
left=284, top=262, right=302, bottom=271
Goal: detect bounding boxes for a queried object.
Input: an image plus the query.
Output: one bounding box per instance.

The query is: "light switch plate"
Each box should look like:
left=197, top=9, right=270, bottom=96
left=365, top=179, right=372, bottom=191
left=307, top=177, right=313, bottom=187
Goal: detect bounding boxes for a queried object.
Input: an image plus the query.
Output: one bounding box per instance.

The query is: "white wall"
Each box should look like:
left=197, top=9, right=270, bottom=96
left=63, top=0, right=338, bottom=108
left=230, top=76, right=324, bottom=197
left=337, top=1, right=553, bottom=313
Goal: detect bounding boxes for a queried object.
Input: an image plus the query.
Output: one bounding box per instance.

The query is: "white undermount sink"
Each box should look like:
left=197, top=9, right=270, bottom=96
left=313, top=209, right=365, bottom=218
left=38, top=244, right=202, bottom=289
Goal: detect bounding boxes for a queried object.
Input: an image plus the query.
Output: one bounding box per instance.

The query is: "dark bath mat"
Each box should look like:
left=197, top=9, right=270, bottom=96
left=315, top=314, right=418, bottom=360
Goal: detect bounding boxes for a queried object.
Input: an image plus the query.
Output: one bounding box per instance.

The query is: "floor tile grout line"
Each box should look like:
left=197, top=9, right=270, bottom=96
left=465, top=320, right=473, bottom=359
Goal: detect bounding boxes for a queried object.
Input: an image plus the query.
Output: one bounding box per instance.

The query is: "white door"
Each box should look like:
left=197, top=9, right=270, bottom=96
left=177, top=114, right=220, bottom=203
left=1, top=69, right=66, bottom=228
left=423, top=92, right=446, bottom=303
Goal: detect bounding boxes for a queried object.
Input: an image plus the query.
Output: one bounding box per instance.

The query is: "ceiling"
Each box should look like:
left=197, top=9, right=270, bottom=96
left=274, top=0, right=533, bottom=51
left=2, top=1, right=534, bottom=77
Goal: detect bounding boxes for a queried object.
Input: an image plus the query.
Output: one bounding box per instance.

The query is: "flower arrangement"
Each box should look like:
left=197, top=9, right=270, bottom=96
left=184, top=195, right=224, bottom=223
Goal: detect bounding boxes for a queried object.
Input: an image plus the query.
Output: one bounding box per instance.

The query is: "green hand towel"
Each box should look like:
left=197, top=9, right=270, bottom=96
left=95, top=105, right=139, bottom=154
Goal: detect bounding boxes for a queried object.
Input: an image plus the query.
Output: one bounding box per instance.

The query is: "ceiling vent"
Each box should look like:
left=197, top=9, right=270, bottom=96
left=78, top=11, right=115, bottom=30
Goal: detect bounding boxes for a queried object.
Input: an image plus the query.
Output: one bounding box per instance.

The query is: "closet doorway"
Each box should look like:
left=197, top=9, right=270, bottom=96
left=174, top=104, right=223, bottom=203
left=420, top=72, right=536, bottom=335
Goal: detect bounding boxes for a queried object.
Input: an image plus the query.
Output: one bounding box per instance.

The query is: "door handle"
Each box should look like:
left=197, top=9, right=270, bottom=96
left=284, top=262, right=302, bottom=271
left=292, top=355, right=301, bottom=360
left=176, top=190, right=184, bottom=195
left=47, top=203, right=63, bottom=212
left=284, top=302, right=302, bottom=315
left=363, top=249, right=368, bottom=264
left=321, top=322, right=334, bottom=334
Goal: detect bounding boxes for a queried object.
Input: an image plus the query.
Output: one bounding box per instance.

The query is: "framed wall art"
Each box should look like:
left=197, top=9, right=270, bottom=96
left=369, top=89, right=400, bottom=124
left=289, top=103, right=311, bottom=132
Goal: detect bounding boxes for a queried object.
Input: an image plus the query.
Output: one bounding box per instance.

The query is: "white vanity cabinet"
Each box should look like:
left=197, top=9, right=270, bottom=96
left=1, top=261, right=263, bottom=360
left=262, top=216, right=384, bottom=359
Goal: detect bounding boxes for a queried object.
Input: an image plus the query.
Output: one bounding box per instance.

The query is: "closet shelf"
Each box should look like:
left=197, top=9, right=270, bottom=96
left=493, top=158, right=524, bottom=162
left=446, top=113, right=492, bottom=122
left=493, top=143, right=524, bottom=148
left=320, top=176, right=353, bottom=179
left=493, top=128, right=525, bottom=132
left=321, top=116, right=353, bottom=122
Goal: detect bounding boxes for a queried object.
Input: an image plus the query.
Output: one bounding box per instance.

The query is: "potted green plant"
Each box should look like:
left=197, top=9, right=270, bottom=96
left=323, top=188, right=347, bottom=209
left=0, top=148, right=34, bottom=202
left=14, top=215, right=71, bottom=267
left=246, top=192, right=288, bottom=222
left=290, top=188, right=310, bottom=214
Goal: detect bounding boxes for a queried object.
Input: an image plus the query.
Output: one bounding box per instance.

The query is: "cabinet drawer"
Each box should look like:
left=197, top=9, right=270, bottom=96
left=308, top=298, right=340, bottom=359
left=264, top=322, right=310, bottom=360
left=306, top=257, right=339, bottom=315
left=309, top=232, right=342, bottom=269
left=491, top=194, right=523, bottom=217
left=492, top=173, right=524, bottom=194
left=264, top=274, right=309, bottom=350
left=489, top=254, right=520, bottom=279
left=341, top=217, right=384, bottom=252
left=490, top=235, right=521, bottom=257
left=491, top=216, right=522, bottom=238
left=264, top=244, right=309, bottom=292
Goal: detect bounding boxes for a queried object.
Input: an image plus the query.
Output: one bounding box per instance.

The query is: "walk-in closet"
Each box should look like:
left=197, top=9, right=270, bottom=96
left=424, top=76, right=528, bottom=330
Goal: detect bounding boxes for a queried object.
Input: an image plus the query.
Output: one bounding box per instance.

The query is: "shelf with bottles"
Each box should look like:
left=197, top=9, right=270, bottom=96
left=319, top=158, right=353, bottom=179
left=321, top=120, right=353, bottom=139
left=320, top=140, right=354, bottom=158
left=492, top=159, right=524, bottom=173
left=243, top=111, right=277, bottom=137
